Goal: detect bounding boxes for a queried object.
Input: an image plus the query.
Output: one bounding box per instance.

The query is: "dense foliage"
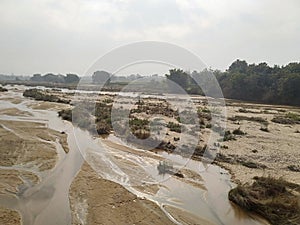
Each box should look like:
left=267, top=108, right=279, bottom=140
left=166, top=60, right=300, bottom=106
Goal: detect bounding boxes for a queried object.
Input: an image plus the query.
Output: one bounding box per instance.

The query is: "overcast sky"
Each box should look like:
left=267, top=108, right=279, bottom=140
left=0, top=0, right=299, bottom=76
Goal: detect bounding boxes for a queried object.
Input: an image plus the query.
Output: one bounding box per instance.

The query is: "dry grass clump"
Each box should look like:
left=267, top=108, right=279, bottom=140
left=0, top=86, right=8, bottom=92
left=222, top=130, right=236, bottom=141
left=167, top=122, right=181, bottom=133
left=287, top=165, right=300, bottom=172
left=229, top=176, right=300, bottom=225
left=23, top=89, right=70, bottom=104
left=228, top=115, right=267, bottom=123
left=232, top=127, right=246, bottom=135
left=272, top=112, right=300, bottom=125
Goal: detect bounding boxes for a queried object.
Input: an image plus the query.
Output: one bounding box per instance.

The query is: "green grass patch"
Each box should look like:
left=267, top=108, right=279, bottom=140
left=167, top=122, right=181, bottom=133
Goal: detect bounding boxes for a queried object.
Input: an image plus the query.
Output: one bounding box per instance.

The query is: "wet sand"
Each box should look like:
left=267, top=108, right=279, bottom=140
left=69, top=162, right=175, bottom=225
left=164, top=205, right=216, bottom=225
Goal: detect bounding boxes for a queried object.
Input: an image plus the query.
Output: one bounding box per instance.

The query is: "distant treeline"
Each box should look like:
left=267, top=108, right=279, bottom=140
left=26, top=71, right=145, bottom=84
left=166, top=60, right=300, bottom=106
left=1, top=60, right=299, bottom=106
left=30, top=73, right=80, bottom=84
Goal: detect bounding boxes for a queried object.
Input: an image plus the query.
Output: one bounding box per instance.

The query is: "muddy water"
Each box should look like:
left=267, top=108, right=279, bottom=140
left=0, top=87, right=268, bottom=225
left=97, top=136, right=268, bottom=225
left=0, top=89, right=85, bottom=225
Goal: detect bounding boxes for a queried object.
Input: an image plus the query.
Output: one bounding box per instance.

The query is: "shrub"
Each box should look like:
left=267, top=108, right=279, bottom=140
left=287, top=165, right=300, bottom=172
left=272, top=116, right=294, bottom=124
left=132, top=129, right=150, bottom=139
left=238, top=108, right=248, bottom=113
left=201, top=108, right=210, bottom=113
left=286, top=112, right=300, bottom=122
left=272, top=112, right=300, bottom=124
left=96, top=121, right=111, bottom=135
left=167, top=122, right=181, bottom=133
left=222, top=130, right=236, bottom=142
left=228, top=115, right=267, bottom=123
left=0, top=86, right=8, bottom=92
left=173, top=137, right=180, bottom=141
left=103, top=98, right=113, bottom=104
left=232, top=127, right=246, bottom=135
left=157, top=161, right=183, bottom=178
left=58, top=109, right=72, bottom=121
left=130, top=118, right=149, bottom=127
left=206, top=123, right=212, bottom=128
left=260, top=127, right=269, bottom=132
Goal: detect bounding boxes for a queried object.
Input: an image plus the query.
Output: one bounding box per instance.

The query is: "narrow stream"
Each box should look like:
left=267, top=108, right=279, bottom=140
left=0, top=87, right=268, bottom=225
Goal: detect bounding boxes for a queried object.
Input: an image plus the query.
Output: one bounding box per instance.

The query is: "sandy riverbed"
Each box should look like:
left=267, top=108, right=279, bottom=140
left=218, top=101, right=300, bottom=185
left=1, top=87, right=299, bottom=225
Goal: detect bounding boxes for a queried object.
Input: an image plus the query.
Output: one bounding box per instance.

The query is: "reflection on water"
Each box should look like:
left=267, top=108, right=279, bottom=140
left=0, top=87, right=268, bottom=225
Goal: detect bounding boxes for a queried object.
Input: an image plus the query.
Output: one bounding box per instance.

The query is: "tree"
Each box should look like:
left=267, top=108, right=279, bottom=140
left=65, top=74, right=79, bottom=83
left=227, top=59, right=248, bottom=73
left=30, top=74, right=43, bottom=82
left=92, top=71, right=111, bottom=84
left=165, top=69, right=191, bottom=91
left=43, top=73, right=65, bottom=83
left=165, top=60, right=300, bottom=106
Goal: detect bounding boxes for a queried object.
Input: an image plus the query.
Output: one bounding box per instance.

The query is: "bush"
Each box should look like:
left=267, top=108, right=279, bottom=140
left=287, top=165, right=300, bottom=172
left=286, top=112, right=300, bottom=122
left=206, top=123, right=212, bottom=128
left=272, top=116, right=294, bottom=124
left=272, top=112, right=300, bottom=124
left=129, top=118, right=149, bottom=128
left=232, top=127, right=246, bottom=135
left=96, top=121, right=112, bottom=135
left=58, top=109, right=72, bottom=121
left=167, top=122, right=181, bottom=133
left=260, top=127, right=269, bottom=132
left=0, top=86, right=8, bottom=92
left=222, top=130, right=236, bottom=142
left=173, top=137, right=180, bottom=141
left=157, top=161, right=183, bottom=178
left=228, top=115, right=267, bottom=123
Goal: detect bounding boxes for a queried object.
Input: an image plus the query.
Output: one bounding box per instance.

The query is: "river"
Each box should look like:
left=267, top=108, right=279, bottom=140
left=0, top=86, right=268, bottom=225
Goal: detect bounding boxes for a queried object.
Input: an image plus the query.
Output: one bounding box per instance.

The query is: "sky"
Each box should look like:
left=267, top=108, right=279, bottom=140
left=0, top=0, right=299, bottom=76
